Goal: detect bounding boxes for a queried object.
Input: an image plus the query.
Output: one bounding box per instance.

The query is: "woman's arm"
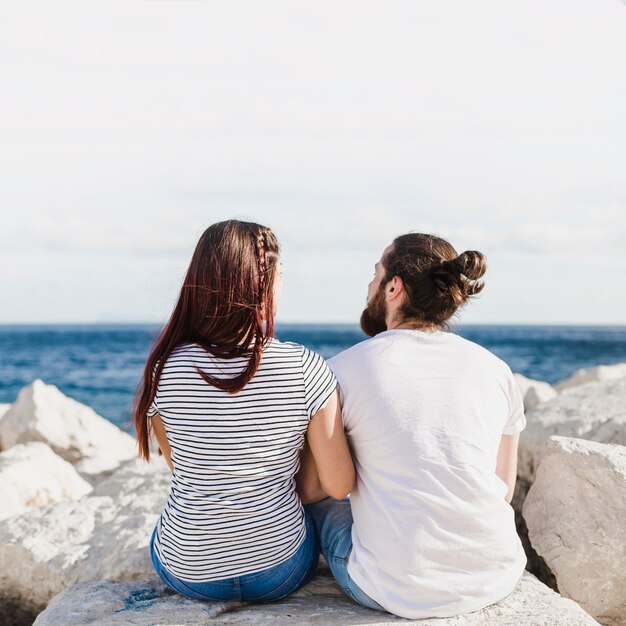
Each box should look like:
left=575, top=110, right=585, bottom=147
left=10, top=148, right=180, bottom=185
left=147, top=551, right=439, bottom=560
left=496, top=433, right=519, bottom=503
left=150, top=413, right=174, bottom=473
left=297, top=388, right=355, bottom=503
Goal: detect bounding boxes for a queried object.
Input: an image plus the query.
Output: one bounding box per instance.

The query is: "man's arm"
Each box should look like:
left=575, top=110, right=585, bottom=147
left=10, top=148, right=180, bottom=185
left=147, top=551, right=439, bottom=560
left=295, top=439, right=328, bottom=504
left=296, top=389, right=355, bottom=503
left=150, top=413, right=174, bottom=473
left=496, top=433, right=519, bottom=503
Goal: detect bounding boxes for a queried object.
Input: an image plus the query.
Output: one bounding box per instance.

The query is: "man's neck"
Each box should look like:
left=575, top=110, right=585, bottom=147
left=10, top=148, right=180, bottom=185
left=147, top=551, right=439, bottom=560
left=386, top=318, right=439, bottom=333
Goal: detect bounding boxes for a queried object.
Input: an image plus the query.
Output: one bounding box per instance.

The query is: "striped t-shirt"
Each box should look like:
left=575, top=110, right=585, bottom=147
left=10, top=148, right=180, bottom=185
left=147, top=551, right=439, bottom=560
left=148, top=338, right=337, bottom=582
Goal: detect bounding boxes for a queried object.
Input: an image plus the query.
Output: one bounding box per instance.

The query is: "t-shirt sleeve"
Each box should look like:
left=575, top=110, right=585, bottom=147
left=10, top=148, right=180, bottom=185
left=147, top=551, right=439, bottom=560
left=301, top=346, right=338, bottom=419
left=147, top=397, right=159, bottom=418
left=503, top=370, right=526, bottom=435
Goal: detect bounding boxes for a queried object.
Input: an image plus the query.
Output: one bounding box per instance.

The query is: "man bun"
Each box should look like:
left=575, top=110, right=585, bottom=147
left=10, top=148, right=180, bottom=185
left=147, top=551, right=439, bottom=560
left=431, top=250, right=487, bottom=307
left=456, top=250, right=487, bottom=281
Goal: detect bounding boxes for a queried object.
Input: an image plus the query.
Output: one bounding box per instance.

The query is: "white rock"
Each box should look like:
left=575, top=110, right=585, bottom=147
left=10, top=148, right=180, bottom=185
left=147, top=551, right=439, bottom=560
left=0, top=455, right=170, bottom=616
left=555, top=363, right=626, bottom=391
left=33, top=571, right=599, bottom=626
left=518, top=378, right=626, bottom=483
left=0, top=379, right=138, bottom=476
left=523, top=436, right=626, bottom=625
left=0, top=403, right=10, bottom=421
left=0, top=442, right=92, bottom=520
left=514, top=373, right=557, bottom=411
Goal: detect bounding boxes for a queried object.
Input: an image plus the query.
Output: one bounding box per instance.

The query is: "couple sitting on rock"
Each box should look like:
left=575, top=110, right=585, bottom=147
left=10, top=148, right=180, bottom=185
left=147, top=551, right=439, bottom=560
left=132, top=219, right=527, bottom=620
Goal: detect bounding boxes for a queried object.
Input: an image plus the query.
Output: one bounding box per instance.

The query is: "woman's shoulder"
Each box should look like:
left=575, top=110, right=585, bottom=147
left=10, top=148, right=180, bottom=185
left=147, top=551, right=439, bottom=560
left=270, top=338, right=326, bottom=359
left=161, top=338, right=327, bottom=371
left=264, top=337, right=309, bottom=361
left=266, top=338, right=330, bottom=371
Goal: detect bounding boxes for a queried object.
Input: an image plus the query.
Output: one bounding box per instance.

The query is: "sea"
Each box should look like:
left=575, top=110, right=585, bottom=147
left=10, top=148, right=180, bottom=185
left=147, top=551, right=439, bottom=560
left=1, top=323, right=626, bottom=435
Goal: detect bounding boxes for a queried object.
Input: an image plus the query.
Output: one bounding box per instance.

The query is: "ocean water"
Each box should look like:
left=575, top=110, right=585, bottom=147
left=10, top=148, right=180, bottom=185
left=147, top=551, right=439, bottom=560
left=1, top=323, right=626, bottom=434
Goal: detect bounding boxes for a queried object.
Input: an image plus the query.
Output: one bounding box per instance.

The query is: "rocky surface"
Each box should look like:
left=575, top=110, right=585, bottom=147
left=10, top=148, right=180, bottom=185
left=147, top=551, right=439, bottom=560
left=0, top=379, right=138, bottom=477
left=513, top=373, right=557, bottom=411
left=0, top=403, right=10, bottom=422
left=33, top=570, right=599, bottom=626
left=0, top=455, right=170, bottom=622
left=555, top=363, right=626, bottom=392
left=510, top=479, right=557, bottom=592
left=2, top=373, right=623, bottom=626
left=517, top=378, right=626, bottom=483
left=0, top=442, right=92, bottom=521
left=523, top=436, right=626, bottom=626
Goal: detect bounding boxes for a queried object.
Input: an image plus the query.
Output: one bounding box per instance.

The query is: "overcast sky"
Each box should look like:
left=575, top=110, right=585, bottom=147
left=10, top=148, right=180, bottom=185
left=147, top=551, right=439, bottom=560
left=1, top=0, right=625, bottom=325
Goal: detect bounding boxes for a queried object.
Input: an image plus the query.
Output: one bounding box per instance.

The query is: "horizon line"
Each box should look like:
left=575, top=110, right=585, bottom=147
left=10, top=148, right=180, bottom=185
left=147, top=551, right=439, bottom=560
left=1, top=321, right=626, bottom=329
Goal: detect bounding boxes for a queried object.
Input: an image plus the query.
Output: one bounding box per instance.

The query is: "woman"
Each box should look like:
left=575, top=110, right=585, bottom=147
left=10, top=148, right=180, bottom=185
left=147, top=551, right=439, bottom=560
left=132, top=219, right=355, bottom=603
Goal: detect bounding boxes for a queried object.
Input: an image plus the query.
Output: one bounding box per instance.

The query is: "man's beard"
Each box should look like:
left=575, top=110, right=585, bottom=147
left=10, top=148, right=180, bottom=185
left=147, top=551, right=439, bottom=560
left=360, top=286, right=388, bottom=337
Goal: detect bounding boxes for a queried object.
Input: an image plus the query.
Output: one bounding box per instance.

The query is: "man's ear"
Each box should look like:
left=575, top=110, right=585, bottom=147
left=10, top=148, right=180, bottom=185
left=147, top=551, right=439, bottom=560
left=385, top=276, right=404, bottom=301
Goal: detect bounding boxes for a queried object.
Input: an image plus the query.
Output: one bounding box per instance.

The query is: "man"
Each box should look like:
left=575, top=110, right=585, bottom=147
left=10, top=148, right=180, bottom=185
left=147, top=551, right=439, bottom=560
left=300, top=232, right=527, bottom=620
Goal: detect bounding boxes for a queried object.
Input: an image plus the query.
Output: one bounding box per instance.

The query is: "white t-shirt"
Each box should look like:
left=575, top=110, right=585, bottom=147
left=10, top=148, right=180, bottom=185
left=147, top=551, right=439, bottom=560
left=328, top=328, right=527, bottom=620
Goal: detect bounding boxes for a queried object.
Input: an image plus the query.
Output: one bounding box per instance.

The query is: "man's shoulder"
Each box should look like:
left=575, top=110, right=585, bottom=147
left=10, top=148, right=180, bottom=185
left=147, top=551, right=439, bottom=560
left=450, top=332, right=514, bottom=378
left=328, top=336, right=378, bottom=372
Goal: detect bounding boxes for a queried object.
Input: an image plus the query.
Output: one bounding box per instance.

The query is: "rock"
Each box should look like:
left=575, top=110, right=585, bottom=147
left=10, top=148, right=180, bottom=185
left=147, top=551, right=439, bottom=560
left=514, top=374, right=557, bottom=411
left=0, top=442, right=92, bottom=521
left=510, top=478, right=557, bottom=592
left=32, top=578, right=237, bottom=626
left=0, top=456, right=170, bottom=620
left=523, top=436, right=626, bottom=626
left=32, top=571, right=599, bottom=626
left=555, top=363, right=626, bottom=392
left=0, top=379, right=138, bottom=476
left=518, top=378, right=626, bottom=483
left=0, top=403, right=10, bottom=421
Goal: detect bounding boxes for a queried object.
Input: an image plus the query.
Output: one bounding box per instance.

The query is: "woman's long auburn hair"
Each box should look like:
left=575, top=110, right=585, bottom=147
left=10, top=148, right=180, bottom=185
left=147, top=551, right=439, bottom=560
left=132, top=219, right=280, bottom=462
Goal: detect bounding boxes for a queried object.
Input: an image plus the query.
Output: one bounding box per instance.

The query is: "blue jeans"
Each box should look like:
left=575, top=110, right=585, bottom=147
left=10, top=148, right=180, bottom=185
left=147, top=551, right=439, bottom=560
left=307, top=498, right=525, bottom=615
left=149, top=509, right=320, bottom=602
left=305, top=497, right=386, bottom=612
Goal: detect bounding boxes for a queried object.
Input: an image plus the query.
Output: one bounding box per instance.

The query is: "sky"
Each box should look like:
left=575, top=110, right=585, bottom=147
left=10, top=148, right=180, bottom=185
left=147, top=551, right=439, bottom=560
left=1, top=0, right=625, bottom=325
